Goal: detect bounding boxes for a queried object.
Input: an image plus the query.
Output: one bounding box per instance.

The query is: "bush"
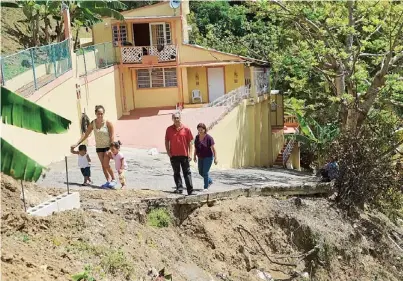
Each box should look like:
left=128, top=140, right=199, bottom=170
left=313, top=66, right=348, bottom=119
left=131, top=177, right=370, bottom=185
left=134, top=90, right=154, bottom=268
left=147, top=208, right=172, bottom=228
left=331, top=114, right=402, bottom=219
left=100, top=249, right=134, bottom=280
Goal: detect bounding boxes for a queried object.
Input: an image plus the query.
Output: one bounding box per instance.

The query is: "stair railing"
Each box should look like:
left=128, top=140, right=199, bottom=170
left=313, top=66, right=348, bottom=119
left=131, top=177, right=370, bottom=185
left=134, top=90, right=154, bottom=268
left=282, top=127, right=299, bottom=167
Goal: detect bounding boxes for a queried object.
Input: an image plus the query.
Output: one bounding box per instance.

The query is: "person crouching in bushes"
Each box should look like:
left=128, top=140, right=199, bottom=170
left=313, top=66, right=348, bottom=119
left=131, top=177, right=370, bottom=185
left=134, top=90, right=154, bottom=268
left=70, top=144, right=91, bottom=186
left=109, top=141, right=128, bottom=189
left=320, top=156, right=339, bottom=182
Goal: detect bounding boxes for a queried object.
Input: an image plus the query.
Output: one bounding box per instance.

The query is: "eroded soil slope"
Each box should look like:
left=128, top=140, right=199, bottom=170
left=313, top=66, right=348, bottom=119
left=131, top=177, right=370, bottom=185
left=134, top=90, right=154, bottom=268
left=1, top=175, right=403, bottom=281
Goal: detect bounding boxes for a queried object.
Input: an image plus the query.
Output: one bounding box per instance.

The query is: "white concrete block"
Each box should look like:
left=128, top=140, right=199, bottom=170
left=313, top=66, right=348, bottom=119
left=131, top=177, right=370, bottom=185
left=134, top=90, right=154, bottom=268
left=27, top=192, right=80, bottom=217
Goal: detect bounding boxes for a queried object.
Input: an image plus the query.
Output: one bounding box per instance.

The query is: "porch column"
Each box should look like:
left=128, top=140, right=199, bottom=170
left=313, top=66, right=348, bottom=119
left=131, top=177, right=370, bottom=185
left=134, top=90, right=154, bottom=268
left=254, top=101, right=262, bottom=167
left=261, top=98, right=270, bottom=167
left=249, top=66, right=257, bottom=99
left=246, top=103, right=256, bottom=166
left=268, top=94, right=274, bottom=166
left=181, top=68, right=189, bottom=104
left=291, top=143, right=301, bottom=171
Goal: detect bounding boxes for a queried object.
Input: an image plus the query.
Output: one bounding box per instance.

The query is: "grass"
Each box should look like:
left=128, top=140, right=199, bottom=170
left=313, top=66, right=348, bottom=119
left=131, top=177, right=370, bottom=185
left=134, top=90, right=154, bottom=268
left=100, top=249, right=134, bottom=280
left=66, top=241, right=134, bottom=280
left=14, top=232, right=30, bottom=243
left=147, top=208, right=172, bottom=228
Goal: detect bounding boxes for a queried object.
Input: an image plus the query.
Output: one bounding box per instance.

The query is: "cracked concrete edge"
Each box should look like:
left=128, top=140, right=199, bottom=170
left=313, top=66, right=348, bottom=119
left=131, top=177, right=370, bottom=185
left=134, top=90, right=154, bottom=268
left=142, top=182, right=333, bottom=208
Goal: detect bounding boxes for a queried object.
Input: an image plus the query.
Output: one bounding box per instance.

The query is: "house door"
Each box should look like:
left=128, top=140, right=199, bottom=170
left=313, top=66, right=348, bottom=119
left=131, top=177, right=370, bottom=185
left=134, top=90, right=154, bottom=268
left=208, top=67, right=225, bottom=102
left=132, top=23, right=150, bottom=46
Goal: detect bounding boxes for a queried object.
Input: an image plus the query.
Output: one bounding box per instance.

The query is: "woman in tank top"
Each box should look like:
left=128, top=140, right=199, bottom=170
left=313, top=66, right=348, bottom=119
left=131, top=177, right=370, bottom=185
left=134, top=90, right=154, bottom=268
left=71, top=105, right=116, bottom=188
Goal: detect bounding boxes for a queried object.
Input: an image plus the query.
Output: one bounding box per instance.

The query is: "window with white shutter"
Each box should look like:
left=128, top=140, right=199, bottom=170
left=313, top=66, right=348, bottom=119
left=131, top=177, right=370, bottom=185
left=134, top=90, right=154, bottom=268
left=136, top=68, right=177, bottom=88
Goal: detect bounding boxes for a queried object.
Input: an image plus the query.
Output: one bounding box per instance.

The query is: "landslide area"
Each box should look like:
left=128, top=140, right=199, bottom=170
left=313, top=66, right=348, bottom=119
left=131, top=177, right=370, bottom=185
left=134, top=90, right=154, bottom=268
left=1, top=174, right=403, bottom=281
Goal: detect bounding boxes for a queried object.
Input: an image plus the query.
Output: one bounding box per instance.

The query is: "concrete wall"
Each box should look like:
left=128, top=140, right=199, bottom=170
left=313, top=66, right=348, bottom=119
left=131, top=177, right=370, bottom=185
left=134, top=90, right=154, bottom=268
left=187, top=67, right=208, bottom=103
left=2, top=71, right=81, bottom=166
left=2, top=51, right=121, bottom=168
left=179, top=45, right=244, bottom=63
left=186, top=64, right=246, bottom=104
left=5, top=59, right=70, bottom=92
left=225, top=64, right=245, bottom=93
left=271, top=94, right=284, bottom=128
left=210, top=95, right=281, bottom=169
left=79, top=66, right=121, bottom=121
left=272, top=130, right=285, bottom=161
left=129, top=68, right=179, bottom=109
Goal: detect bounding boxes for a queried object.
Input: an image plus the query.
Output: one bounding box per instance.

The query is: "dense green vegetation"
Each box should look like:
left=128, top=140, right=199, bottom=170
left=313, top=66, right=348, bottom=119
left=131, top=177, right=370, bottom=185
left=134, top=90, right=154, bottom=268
left=188, top=0, right=402, bottom=216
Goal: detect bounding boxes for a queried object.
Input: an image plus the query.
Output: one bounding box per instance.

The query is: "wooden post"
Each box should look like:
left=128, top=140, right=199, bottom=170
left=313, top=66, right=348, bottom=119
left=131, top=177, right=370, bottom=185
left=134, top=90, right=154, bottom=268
left=65, top=156, right=70, bottom=194
left=20, top=180, right=27, bottom=212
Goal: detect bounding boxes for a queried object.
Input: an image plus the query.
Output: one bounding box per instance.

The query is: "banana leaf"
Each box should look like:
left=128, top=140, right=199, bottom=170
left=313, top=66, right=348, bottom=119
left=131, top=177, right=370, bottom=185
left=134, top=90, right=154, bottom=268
left=1, top=138, right=43, bottom=182
left=1, top=86, right=71, bottom=134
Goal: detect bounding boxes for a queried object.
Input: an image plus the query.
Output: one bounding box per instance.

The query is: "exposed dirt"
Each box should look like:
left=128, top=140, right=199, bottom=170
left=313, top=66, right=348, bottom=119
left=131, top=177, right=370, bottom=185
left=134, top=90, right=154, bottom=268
left=2, top=174, right=403, bottom=281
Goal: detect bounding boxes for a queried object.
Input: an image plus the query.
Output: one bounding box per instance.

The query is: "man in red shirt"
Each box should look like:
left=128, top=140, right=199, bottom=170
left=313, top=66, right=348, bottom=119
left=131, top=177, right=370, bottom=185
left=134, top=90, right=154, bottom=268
left=165, top=112, right=194, bottom=195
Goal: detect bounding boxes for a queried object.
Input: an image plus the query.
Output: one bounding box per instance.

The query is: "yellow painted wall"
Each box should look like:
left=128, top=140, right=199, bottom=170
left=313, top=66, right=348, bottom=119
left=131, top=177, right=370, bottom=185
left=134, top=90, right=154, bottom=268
left=186, top=64, right=246, bottom=103
left=80, top=68, right=121, bottom=121
left=2, top=75, right=80, bottom=166
left=131, top=68, right=179, bottom=108
left=187, top=67, right=208, bottom=103
left=121, top=2, right=176, bottom=17
left=181, top=68, right=189, bottom=104
left=272, top=130, right=285, bottom=161
left=179, top=45, right=244, bottom=63
left=290, top=144, right=301, bottom=170
left=114, top=69, right=123, bottom=117
left=210, top=96, right=279, bottom=169
left=121, top=68, right=134, bottom=111
left=271, top=94, right=284, bottom=127
left=93, top=18, right=112, bottom=44
left=209, top=101, right=249, bottom=169
left=224, top=64, right=245, bottom=93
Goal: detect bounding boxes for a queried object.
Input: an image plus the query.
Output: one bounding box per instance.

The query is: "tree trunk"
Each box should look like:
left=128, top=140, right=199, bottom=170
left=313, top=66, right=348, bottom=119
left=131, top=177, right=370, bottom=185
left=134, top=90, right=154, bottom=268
left=334, top=66, right=349, bottom=129
left=74, top=28, right=80, bottom=50
left=44, top=17, right=50, bottom=44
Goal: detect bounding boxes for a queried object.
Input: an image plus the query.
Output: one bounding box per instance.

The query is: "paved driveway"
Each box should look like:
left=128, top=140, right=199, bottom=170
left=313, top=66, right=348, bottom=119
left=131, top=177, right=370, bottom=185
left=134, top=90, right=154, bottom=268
left=88, top=107, right=227, bottom=152
left=38, top=147, right=317, bottom=193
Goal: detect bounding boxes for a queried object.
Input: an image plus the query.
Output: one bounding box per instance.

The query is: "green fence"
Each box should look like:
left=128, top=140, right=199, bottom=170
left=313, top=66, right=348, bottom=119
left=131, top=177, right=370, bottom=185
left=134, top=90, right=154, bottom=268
left=0, top=39, right=72, bottom=97
left=76, top=42, right=117, bottom=77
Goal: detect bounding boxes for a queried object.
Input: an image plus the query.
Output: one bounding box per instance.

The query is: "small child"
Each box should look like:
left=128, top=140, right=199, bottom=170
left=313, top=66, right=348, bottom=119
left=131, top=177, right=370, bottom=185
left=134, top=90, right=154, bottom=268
left=109, top=141, right=128, bottom=189
left=70, top=144, right=91, bottom=186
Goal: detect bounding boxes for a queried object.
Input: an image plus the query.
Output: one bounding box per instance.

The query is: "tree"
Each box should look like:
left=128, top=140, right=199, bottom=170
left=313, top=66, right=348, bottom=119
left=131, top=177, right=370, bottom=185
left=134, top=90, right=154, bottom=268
left=189, top=1, right=403, bottom=134
left=1, top=86, right=71, bottom=181
left=261, top=0, right=403, bottom=133
left=1, top=1, right=127, bottom=47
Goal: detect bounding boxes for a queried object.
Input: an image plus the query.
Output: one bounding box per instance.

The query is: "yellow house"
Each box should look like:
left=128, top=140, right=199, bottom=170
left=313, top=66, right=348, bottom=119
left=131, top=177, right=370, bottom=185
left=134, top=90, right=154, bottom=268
left=91, top=1, right=269, bottom=113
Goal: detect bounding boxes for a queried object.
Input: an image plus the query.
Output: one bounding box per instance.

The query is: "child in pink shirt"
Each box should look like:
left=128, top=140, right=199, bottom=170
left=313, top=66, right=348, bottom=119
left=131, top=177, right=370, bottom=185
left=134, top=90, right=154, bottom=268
left=109, top=141, right=128, bottom=189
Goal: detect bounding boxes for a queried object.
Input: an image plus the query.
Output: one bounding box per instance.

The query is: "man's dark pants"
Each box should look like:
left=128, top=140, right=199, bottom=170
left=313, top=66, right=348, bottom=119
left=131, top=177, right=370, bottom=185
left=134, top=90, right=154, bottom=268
left=170, top=156, right=193, bottom=194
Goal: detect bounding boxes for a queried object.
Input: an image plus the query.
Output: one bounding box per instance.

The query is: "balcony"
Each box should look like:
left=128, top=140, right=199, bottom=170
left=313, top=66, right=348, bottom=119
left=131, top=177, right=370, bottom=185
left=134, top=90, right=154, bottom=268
left=121, top=45, right=177, bottom=64
left=284, top=115, right=298, bottom=127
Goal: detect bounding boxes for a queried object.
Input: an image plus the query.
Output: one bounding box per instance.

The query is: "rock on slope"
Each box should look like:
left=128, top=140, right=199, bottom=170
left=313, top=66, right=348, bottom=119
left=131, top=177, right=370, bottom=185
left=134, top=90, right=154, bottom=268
left=1, top=174, right=403, bottom=281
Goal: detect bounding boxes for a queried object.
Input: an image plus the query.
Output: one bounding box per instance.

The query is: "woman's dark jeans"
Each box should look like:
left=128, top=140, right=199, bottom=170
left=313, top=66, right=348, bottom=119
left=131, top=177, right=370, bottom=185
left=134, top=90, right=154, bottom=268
left=197, top=157, right=213, bottom=189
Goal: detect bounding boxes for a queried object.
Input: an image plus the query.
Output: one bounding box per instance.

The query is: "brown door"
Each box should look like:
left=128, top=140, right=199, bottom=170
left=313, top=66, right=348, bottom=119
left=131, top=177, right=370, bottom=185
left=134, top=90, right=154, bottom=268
left=132, top=23, right=150, bottom=46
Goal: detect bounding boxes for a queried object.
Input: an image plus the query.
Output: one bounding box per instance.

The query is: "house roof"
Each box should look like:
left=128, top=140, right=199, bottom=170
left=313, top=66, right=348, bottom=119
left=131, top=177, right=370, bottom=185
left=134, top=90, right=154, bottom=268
left=179, top=61, right=246, bottom=68
left=182, top=44, right=270, bottom=67
left=123, top=15, right=180, bottom=20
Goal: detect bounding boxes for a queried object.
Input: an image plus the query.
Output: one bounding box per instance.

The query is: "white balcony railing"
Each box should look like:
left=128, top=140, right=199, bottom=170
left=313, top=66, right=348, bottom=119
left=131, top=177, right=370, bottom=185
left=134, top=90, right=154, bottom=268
left=121, top=45, right=177, bottom=64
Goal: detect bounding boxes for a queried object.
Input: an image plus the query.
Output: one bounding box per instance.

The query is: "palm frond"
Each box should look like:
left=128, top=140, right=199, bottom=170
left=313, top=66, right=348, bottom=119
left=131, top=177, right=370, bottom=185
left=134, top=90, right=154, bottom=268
left=92, top=7, right=125, bottom=20
left=295, top=113, right=317, bottom=142
left=1, top=86, right=71, bottom=134
left=0, top=1, right=21, bottom=8
left=105, top=0, right=127, bottom=11
left=1, top=138, right=43, bottom=182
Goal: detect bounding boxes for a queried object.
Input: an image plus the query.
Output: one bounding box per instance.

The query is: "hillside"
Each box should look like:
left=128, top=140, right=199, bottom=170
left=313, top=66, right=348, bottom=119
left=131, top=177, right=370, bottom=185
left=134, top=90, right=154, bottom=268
left=0, top=7, right=92, bottom=56
left=2, top=174, right=403, bottom=281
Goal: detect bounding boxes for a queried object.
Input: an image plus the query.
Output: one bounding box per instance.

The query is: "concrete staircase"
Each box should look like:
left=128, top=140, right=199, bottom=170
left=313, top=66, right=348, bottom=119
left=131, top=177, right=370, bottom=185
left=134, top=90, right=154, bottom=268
left=274, top=141, right=289, bottom=167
